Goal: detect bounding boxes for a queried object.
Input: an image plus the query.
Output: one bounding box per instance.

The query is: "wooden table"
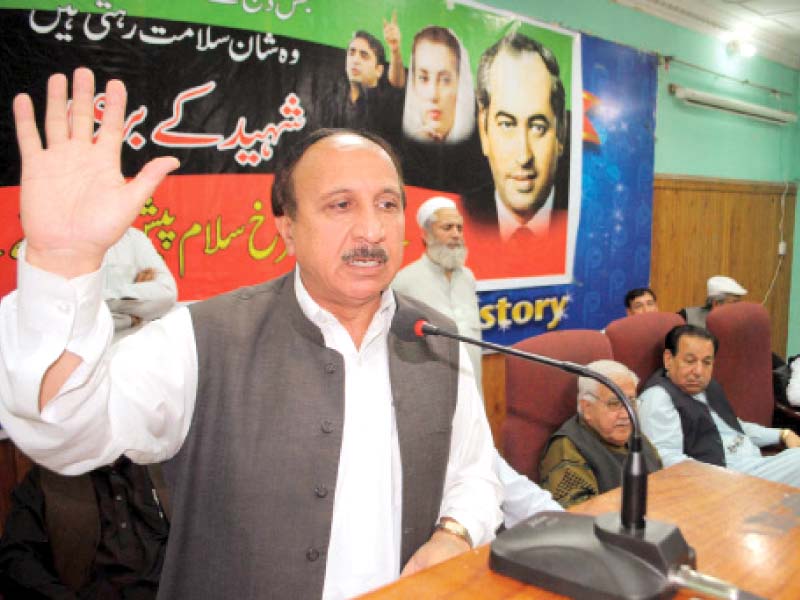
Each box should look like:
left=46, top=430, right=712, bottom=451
left=360, top=461, right=800, bottom=599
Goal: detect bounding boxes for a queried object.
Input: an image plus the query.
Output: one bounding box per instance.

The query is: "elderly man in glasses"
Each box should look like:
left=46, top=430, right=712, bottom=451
left=539, top=360, right=662, bottom=508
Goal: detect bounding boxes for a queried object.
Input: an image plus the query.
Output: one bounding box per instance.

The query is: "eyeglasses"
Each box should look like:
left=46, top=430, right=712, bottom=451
left=601, top=397, right=636, bottom=411
left=584, top=393, right=637, bottom=412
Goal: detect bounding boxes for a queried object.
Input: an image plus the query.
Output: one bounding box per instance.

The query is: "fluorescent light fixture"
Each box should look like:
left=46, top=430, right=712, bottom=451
left=726, top=39, right=757, bottom=58
left=739, top=42, right=756, bottom=57
left=668, top=84, right=797, bottom=125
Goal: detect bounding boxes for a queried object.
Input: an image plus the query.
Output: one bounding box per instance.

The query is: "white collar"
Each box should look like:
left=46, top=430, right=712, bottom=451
left=495, top=189, right=554, bottom=242
left=293, top=266, right=396, bottom=333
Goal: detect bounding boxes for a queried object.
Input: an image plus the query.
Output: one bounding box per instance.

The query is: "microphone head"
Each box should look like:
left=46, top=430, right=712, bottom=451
left=391, top=305, right=428, bottom=342
left=413, top=320, right=427, bottom=338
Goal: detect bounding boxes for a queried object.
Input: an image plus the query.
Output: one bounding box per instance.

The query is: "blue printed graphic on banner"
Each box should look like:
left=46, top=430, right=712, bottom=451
left=480, top=34, right=658, bottom=344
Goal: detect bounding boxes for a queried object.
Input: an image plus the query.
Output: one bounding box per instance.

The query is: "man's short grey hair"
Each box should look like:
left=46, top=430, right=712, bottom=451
left=576, top=359, right=638, bottom=414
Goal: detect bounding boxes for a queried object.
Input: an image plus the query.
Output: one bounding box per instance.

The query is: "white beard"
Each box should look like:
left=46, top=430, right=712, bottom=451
left=426, top=239, right=467, bottom=271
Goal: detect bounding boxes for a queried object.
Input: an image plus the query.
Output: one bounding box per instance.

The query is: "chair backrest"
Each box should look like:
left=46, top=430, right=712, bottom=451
left=605, top=312, right=686, bottom=391
left=706, top=302, right=773, bottom=426
left=503, top=329, right=613, bottom=482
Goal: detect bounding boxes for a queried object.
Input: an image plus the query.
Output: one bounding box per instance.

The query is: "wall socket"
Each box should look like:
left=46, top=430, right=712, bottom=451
left=778, top=241, right=787, bottom=256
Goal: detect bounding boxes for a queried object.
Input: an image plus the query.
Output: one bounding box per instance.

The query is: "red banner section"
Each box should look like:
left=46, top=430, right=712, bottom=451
left=0, top=176, right=471, bottom=301
left=0, top=174, right=294, bottom=300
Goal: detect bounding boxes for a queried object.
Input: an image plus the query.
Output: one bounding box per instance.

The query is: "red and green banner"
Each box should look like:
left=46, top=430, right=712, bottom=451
left=0, top=1, right=656, bottom=342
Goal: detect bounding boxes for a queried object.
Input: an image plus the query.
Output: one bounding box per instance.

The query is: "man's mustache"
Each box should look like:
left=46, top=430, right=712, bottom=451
left=341, top=245, right=389, bottom=263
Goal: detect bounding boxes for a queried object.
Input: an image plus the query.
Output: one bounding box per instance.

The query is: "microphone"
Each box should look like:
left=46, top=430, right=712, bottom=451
left=411, top=318, right=647, bottom=528
left=403, top=313, right=697, bottom=599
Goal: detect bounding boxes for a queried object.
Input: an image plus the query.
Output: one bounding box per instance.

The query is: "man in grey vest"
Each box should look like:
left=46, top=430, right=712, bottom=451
left=639, top=324, right=800, bottom=486
left=0, top=68, right=502, bottom=599
left=539, top=360, right=662, bottom=507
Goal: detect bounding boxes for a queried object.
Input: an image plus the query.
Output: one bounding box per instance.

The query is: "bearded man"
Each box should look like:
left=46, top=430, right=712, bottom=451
left=392, top=196, right=563, bottom=526
left=392, top=196, right=482, bottom=383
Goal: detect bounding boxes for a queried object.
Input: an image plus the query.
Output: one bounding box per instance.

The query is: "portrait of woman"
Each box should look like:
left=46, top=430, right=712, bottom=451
left=402, top=26, right=475, bottom=144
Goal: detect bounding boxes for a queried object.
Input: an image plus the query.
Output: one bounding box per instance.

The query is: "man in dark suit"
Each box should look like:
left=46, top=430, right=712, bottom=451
left=461, top=32, right=569, bottom=279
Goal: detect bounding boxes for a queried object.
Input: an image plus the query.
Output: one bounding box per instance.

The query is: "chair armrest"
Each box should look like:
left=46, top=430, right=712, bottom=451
left=774, top=402, right=800, bottom=424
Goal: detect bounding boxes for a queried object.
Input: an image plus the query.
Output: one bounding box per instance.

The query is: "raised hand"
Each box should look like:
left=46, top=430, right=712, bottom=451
left=382, top=10, right=406, bottom=89
left=382, top=10, right=401, bottom=54
left=13, top=68, right=179, bottom=278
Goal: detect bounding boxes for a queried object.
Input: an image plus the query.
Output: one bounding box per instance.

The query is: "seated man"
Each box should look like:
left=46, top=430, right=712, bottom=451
left=103, top=227, right=177, bottom=342
left=0, top=459, right=169, bottom=598
left=678, top=275, right=746, bottom=327
left=639, top=324, right=800, bottom=485
left=539, top=360, right=662, bottom=508
left=624, top=287, right=658, bottom=316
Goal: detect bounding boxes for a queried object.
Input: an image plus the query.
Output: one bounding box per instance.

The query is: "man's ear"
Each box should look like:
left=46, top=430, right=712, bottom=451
left=274, top=215, right=296, bottom=256
left=376, top=63, right=385, bottom=81
left=663, top=349, right=674, bottom=371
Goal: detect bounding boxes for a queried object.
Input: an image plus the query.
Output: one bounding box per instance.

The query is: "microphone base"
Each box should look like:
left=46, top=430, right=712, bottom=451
left=490, top=511, right=696, bottom=600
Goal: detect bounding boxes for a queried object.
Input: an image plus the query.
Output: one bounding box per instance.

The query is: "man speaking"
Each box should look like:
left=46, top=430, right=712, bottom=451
left=0, top=69, right=501, bottom=599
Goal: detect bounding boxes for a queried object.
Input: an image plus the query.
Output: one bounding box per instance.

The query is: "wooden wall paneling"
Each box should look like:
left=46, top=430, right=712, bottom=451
left=482, top=352, right=506, bottom=450
left=727, top=187, right=794, bottom=357
left=651, top=177, right=795, bottom=357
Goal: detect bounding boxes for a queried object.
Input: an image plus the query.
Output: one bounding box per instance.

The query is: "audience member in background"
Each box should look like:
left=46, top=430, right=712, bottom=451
left=539, top=360, right=662, bottom=508
left=392, top=196, right=561, bottom=527
left=103, top=227, right=177, bottom=342
left=639, top=325, right=800, bottom=486
left=678, top=275, right=746, bottom=327
left=624, top=287, right=659, bottom=316
left=392, top=196, right=482, bottom=382
left=0, top=67, right=502, bottom=599
left=0, top=459, right=169, bottom=599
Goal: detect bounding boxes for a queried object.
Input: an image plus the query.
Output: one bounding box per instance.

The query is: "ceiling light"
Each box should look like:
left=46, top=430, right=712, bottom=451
left=726, top=39, right=757, bottom=58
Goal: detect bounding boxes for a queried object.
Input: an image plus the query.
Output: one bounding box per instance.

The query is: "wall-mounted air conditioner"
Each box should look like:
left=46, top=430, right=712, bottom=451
left=668, top=84, right=798, bottom=125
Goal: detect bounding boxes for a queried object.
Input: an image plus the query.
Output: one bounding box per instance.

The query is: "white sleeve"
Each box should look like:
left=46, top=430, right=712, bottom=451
left=494, top=451, right=562, bottom=529
left=788, top=358, right=800, bottom=407
left=638, top=386, right=691, bottom=467
left=0, top=253, right=196, bottom=475
left=104, top=228, right=178, bottom=323
left=438, top=345, right=503, bottom=545
left=740, top=420, right=781, bottom=447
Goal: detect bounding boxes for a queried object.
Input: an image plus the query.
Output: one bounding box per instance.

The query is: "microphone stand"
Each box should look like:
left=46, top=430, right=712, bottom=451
left=417, top=321, right=696, bottom=599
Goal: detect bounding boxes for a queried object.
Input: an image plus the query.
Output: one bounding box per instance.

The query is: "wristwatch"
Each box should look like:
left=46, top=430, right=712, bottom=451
left=780, top=429, right=791, bottom=445
left=435, top=518, right=473, bottom=548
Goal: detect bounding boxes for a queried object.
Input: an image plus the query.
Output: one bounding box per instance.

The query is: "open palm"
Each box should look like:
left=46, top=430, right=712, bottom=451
left=14, top=68, right=178, bottom=277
